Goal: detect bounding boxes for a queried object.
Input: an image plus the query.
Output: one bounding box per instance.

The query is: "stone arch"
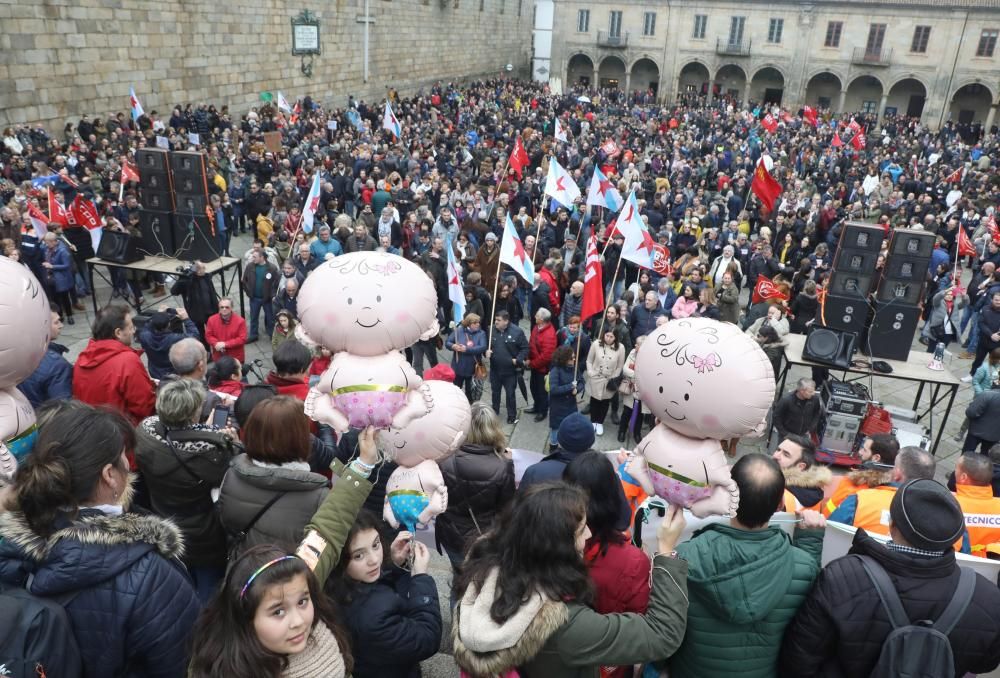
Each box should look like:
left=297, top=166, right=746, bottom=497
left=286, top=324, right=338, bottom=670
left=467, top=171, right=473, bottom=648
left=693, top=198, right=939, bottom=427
left=597, top=55, right=627, bottom=89
left=751, top=63, right=788, bottom=83
left=886, top=77, right=928, bottom=119
left=950, top=79, right=997, bottom=103
left=677, top=61, right=712, bottom=99
left=749, top=66, right=785, bottom=105
left=948, top=82, right=995, bottom=125
left=804, top=71, right=844, bottom=110
left=629, top=57, right=660, bottom=96
left=714, top=64, right=748, bottom=103
left=566, top=53, right=595, bottom=88
left=844, top=74, right=885, bottom=114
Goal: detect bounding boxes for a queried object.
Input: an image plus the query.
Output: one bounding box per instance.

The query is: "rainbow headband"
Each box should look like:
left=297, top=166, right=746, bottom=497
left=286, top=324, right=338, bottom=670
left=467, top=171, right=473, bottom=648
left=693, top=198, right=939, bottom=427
left=239, top=555, right=299, bottom=600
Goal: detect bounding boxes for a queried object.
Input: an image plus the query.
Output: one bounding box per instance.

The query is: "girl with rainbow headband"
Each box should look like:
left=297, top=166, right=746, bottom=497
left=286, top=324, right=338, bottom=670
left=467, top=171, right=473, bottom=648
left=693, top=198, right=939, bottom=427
left=189, top=427, right=381, bottom=678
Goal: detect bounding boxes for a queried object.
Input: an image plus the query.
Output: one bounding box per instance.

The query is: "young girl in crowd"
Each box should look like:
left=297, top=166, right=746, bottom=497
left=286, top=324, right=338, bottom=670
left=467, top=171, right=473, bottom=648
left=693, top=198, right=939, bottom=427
left=309, top=345, right=332, bottom=388
left=189, top=428, right=381, bottom=678
left=547, top=345, right=579, bottom=448
left=272, top=310, right=298, bottom=352
left=329, top=512, right=443, bottom=678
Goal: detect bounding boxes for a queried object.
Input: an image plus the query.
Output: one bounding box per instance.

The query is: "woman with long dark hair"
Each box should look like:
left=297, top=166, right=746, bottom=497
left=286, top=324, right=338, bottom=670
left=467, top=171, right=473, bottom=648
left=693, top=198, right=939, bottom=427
left=452, top=483, right=689, bottom=677
left=207, top=355, right=244, bottom=398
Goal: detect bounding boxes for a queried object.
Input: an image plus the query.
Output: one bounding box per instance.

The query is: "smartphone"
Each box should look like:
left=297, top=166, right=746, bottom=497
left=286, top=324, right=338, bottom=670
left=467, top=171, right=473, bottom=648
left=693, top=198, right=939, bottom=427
left=211, top=406, right=231, bottom=429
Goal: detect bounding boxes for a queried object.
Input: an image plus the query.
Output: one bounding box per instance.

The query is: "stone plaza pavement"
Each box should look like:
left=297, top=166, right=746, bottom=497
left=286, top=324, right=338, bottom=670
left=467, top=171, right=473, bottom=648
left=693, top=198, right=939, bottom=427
left=57, top=231, right=990, bottom=677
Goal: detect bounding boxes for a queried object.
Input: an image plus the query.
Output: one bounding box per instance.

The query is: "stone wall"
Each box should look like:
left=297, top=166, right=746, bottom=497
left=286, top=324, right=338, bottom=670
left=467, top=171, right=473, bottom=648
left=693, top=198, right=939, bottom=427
left=0, top=0, right=533, bottom=130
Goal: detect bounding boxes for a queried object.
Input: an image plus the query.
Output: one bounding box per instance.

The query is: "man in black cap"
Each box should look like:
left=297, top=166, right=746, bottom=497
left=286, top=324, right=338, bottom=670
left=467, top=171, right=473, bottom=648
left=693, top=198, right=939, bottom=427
left=780, top=478, right=1000, bottom=677
left=138, top=306, right=200, bottom=380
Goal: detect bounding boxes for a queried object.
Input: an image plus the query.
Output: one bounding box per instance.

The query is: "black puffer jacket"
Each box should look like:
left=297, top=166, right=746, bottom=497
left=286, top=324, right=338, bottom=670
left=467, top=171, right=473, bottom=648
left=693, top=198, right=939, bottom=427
left=435, top=444, right=515, bottom=559
left=779, top=530, right=1000, bottom=677
left=0, top=509, right=200, bottom=678
left=134, top=417, right=240, bottom=568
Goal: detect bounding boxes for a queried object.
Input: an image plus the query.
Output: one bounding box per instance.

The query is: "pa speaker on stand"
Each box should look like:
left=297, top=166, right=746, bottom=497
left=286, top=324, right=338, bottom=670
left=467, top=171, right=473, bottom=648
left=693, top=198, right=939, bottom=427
left=173, top=213, right=221, bottom=263
left=803, top=325, right=858, bottom=369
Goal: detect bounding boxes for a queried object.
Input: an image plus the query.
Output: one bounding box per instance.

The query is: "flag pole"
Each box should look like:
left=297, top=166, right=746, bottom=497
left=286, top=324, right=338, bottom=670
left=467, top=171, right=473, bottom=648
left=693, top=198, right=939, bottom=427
left=487, top=245, right=504, bottom=352
left=573, top=323, right=585, bottom=390
left=594, top=255, right=622, bottom=346
left=530, top=195, right=550, bottom=273
left=483, top=152, right=513, bottom=225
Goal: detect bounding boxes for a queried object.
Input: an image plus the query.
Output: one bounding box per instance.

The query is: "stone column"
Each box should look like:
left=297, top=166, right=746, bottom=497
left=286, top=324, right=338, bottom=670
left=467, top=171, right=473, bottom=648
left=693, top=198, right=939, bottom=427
left=986, top=103, right=999, bottom=132
left=743, top=81, right=752, bottom=107
left=837, top=89, right=847, bottom=114
left=593, top=68, right=599, bottom=88
left=877, top=94, right=888, bottom=124
left=706, top=79, right=715, bottom=104
left=624, top=71, right=631, bottom=94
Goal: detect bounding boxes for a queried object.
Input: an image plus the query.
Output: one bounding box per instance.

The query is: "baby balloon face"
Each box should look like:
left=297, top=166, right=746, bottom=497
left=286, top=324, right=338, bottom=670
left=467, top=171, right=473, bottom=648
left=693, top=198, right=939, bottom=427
left=0, top=260, right=50, bottom=386
left=634, top=318, right=775, bottom=440
left=378, top=380, right=471, bottom=467
left=297, top=252, right=438, bottom=356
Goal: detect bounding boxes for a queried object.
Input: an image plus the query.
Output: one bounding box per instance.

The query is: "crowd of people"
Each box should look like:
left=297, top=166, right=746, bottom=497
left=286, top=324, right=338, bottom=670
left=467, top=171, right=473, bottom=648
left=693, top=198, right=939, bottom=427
left=2, top=77, right=1000, bottom=676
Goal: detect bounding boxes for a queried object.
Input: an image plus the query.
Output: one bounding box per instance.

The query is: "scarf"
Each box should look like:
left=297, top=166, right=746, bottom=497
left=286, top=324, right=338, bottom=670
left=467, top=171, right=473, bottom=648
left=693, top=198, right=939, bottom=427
left=282, top=622, right=346, bottom=678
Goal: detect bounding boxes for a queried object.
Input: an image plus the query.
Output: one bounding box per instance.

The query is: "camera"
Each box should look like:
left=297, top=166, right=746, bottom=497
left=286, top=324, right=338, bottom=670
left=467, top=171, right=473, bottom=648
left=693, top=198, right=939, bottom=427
left=176, top=263, right=195, bottom=277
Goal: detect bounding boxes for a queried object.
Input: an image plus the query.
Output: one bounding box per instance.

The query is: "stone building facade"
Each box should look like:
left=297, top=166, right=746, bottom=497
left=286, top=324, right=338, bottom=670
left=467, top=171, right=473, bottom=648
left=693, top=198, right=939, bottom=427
left=0, top=0, right=532, bottom=130
left=549, top=0, right=1000, bottom=128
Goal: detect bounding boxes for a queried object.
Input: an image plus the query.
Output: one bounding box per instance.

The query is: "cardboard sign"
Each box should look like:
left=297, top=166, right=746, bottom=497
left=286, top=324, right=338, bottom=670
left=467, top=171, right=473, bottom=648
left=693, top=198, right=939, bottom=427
left=263, top=131, right=283, bottom=155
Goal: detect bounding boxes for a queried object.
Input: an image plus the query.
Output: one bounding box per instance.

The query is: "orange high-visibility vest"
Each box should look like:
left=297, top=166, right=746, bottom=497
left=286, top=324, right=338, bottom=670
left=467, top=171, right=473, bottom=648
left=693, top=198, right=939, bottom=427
left=782, top=489, right=825, bottom=513
left=851, top=485, right=898, bottom=537
left=954, top=484, right=1000, bottom=558
left=823, top=476, right=867, bottom=517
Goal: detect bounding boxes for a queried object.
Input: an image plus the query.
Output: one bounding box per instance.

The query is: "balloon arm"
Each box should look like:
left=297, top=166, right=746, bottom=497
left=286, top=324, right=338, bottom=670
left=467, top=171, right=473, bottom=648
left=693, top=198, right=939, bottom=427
left=624, top=454, right=655, bottom=496
left=383, top=499, right=400, bottom=529
left=304, top=387, right=350, bottom=434
left=390, top=383, right=432, bottom=430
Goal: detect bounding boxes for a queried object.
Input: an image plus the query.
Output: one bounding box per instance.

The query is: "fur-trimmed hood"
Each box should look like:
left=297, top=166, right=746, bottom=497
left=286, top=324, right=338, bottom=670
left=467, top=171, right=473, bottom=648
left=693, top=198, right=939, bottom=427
left=0, top=508, right=185, bottom=596
left=846, top=468, right=892, bottom=489
left=783, top=464, right=833, bottom=490
left=452, top=568, right=569, bottom=678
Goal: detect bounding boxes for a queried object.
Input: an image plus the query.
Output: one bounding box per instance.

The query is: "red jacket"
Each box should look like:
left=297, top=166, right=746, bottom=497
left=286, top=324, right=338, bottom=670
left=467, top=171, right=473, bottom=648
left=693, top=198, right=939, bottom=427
left=586, top=538, right=651, bottom=678
left=528, top=322, right=557, bottom=374
left=204, top=312, right=247, bottom=363
left=72, top=339, right=156, bottom=425
left=211, top=379, right=244, bottom=399
left=539, top=268, right=561, bottom=316
left=265, top=372, right=310, bottom=400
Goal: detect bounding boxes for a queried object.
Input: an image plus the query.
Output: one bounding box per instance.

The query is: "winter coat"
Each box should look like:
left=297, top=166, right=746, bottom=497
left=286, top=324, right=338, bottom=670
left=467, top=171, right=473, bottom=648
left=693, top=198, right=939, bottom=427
left=241, top=261, right=280, bottom=300
left=788, top=292, right=818, bottom=334
left=0, top=509, right=200, bottom=678
left=339, top=567, right=443, bottom=678
left=629, top=304, right=664, bottom=342
left=520, top=446, right=588, bottom=490
left=966, top=389, right=1000, bottom=443
left=72, top=338, right=156, bottom=425
left=489, top=324, right=529, bottom=376
left=135, top=417, right=240, bottom=568
left=204, top=312, right=247, bottom=363
left=473, top=244, right=501, bottom=293
left=745, top=315, right=790, bottom=349
left=772, top=391, right=821, bottom=438
left=528, top=322, right=557, bottom=374
left=779, top=530, right=1000, bottom=677
left=17, top=341, right=73, bottom=408
left=973, top=360, right=1000, bottom=395
left=586, top=538, right=650, bottom=616
left=671, top=297, right=699, bottom=319
left=927, top=290, right=968, bottom=342
left=717, top=283, right=741, bottom=324
left=782, top=465, right=833, bottom=511
left=447, top=325, right=488, bottom=377
left=546, top=364, right=578, bottom=432
left=42, top=241, right=75, bottom=292
left=557, top=326, right=590, bottom=382
left=170, top=273, right=219, bottom=327
left=977, top=305, right=1000, bottom=353
left=452, top=554, right=689, bottom=678
left=218, top=453, right=329, bottom=554
left=671, top=524, right=823, bottom=678
left=138, top=318, right=200, bottom=380
left=436, top=444, right=516, bottom=559
left=585, top=343, right=625, bottom=402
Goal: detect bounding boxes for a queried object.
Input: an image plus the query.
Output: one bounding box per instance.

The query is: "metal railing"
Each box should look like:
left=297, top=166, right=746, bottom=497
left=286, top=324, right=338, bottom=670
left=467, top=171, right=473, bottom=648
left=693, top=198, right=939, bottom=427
left=597, top=30, right=629, bottom=47
left=851, top=46, right=892, bottom=66
left=716, top=37, right=751, bottom=56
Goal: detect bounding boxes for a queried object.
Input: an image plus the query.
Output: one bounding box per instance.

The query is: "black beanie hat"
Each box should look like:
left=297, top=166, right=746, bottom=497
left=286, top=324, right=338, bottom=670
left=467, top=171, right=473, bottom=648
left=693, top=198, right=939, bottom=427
left=889, top=478, right=965, bottom=552
left=557, top=413, right=596, bottom=453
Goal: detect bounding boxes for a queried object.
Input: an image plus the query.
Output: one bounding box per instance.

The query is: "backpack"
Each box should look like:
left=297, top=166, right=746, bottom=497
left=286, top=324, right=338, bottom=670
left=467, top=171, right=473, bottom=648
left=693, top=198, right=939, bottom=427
left=0, top=582, right=83, bottom=678
left=856, top=555, right=976, bottom=678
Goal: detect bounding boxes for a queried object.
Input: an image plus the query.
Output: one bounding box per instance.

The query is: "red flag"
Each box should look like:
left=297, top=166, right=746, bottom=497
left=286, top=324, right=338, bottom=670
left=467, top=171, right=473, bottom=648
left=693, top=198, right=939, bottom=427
left=958, top=227, right=977, bottom=258
left=780, top=110, right=794, bottom=124
left=508, top=137, right=529, bottom=179
left=121, top=158, right=140, bottom=184
left=987, top=214, right=1000, bottom=244
left=803, top=106, right=818, bottom=127
left=752, top=276, right=790, bottom=305
left=831, top=132, right=843, bottom=148
left=47, top=188, right=69, bottom=226
left=761, top=113, right=778, bottom=134
left=946, top=167, right=962, bottom=184
left=71, top=195, right=100, bottom=230
left=751, top=161, right=783, bottom=214
left=847, top=119, right=862, bottom=134
left=851, top=132, right=866, bottom=150
left=27, top=203, right=49, bottom=238
left=580, top=234, right=604, bottom=321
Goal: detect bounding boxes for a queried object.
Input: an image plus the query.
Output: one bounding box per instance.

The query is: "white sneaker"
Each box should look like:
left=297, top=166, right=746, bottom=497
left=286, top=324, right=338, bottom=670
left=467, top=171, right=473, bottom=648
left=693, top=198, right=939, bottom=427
left=595, top=423, right=604, bottom=436
left=961, top=375, right=974, bottom=383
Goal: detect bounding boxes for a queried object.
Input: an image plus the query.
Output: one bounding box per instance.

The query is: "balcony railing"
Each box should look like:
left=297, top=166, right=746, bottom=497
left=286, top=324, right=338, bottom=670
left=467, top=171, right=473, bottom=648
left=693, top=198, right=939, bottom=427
left=597, top=30, right=629, bottom=48
left=852, top=47, right=892, bottom=66
left=716, top=37, right=751, bottom=56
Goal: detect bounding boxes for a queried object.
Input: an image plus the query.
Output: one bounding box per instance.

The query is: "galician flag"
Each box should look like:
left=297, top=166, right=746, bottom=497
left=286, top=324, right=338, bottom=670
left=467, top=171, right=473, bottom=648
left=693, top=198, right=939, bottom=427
left=554, top=118, right=568, bottom=143
left=617, top=190, right=656, bottom=269
left=301, top=172, right=321, bottom=235
left=544, top=158, right=581, bottom=207
left=27, top=203, right=48, bottom=239
left=586, top=166, right=623, bottom=211
left=500, top=215, right=534, bottom=284
left=277, top=91, right=292, bottom=113
left=383, top=101, right=402, bottom=139
left=129, top=87, right=144, bottom=122
left=446, top=236, right=465, bottom=325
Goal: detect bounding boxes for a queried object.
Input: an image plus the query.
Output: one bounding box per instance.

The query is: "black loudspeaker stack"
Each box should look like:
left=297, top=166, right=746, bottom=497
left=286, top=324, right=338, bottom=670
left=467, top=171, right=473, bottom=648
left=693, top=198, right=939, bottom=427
left=132, top=148, right=219, bottom=262
left=865, top=229, right=935, bottom=361
left=821, top=222, right=884, bottom=339
left=96, top=230, right=142, bottom=264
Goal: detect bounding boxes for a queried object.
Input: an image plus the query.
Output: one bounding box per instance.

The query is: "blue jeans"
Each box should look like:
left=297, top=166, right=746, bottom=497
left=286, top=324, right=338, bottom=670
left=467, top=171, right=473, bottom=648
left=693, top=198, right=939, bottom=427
left=249, top=296, right=274, bottom=340
left=960, top=304, right=975, bottom=339
left=968, top=312, right=981, bottom=353
left=188, top=565, right=225, bottom=605
left=218, top=230, right=231, bottom=257
left=549, top=427, right=559, bottom=446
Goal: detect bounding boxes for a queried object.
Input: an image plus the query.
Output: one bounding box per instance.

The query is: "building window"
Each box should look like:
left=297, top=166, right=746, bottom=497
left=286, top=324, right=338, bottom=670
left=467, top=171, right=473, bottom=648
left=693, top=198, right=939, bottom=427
left=824, top=21, right=842, bottom=47
left=977, top=29, right=998, bottom=57
left=693, top=14, right=707, bottom=39
left=861, top=100, right=877, bottom=114
left=480, top=0, right=484, bottom=10
left=728, top=16, right=745, bottom=46
left=577, top=9, right=589, bottom=32
left=517, top=0, right=521, bottom=16
left=643, top=11, right=656, bottom=36
left=865, top=23, right=886, bottom=55
left=910, top=25, right=930, bottom=52
left=609, top=10, right=622, bottom=38
left=767, top=18, right=783, bottom=43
